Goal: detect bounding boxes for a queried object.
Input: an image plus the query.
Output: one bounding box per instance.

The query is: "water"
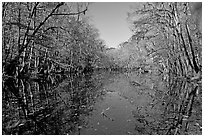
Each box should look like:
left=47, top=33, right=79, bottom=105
left=80, top=72, right=159, bottom=135
left=2, top=71, right=202, bottom=135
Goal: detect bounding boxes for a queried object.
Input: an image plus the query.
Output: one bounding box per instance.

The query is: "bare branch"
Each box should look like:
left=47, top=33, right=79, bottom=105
left=52, top=6, right=88, bottom=16
left=17, top=2, right=64, bottom=59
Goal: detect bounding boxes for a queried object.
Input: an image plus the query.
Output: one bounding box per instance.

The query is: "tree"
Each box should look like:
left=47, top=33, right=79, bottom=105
left=2, top=2, right=108, bottom=76
left=127, top=2, right=201, bottom=79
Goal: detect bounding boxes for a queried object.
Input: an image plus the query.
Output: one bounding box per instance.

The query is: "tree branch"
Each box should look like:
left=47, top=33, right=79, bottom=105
left=52, top=6, right=88, bottom=16
left=19, top=2, right=64, bottom=54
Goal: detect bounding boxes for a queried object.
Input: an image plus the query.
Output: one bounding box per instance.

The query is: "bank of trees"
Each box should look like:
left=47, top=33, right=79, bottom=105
left=124, top=3, right=202, bottom=134
left=2, top=2, right=107, bottom=79
left=127, top=2, right=202, bottom=80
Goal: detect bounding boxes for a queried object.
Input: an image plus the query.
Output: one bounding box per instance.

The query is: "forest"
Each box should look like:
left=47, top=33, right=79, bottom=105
left=2, top=2, right=202, bottom=135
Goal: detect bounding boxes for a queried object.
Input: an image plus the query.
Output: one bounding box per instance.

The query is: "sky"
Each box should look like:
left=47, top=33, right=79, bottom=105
left=87, top=2, right=135, bottom=48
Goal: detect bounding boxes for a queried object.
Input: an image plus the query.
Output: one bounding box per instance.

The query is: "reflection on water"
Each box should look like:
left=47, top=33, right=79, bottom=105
left=2, top=71, right=202, bottom=135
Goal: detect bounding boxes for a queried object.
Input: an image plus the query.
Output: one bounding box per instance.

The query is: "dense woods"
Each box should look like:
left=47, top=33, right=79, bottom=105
left=2, top=2, right=110, bottom=134
left=2, top=2, right=108, bottom=79
left=108, top=2, right=202, bottom=79
left=102, top=2, right=202, bottom=134
left=2, top=2, right=202, bottom=135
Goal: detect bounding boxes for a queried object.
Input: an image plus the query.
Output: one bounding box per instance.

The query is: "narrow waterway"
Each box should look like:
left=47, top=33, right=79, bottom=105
left=79, top=71, right=164, bottom=135
left=2, top=71, right=202, bottom=135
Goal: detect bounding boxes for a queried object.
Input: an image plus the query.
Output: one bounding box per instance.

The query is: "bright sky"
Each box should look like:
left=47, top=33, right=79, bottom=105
left=87, top=2, right=134, bottom=48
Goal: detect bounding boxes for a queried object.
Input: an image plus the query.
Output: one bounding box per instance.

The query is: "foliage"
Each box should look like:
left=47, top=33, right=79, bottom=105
left=127, top=2, right=202, bottom=79
left=2, top=2, right=108, bottom=77
left=125, top=2, right=202, bottom=134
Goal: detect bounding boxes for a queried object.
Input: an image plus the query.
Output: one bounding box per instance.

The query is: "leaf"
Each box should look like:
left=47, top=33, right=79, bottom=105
left=78, top=126, right=83, bottom=129
left=6, top=22, right=34, bottom=30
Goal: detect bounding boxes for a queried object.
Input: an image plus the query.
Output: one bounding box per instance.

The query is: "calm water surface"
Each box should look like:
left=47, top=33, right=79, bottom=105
left=2, top=71, right=202, bottom=135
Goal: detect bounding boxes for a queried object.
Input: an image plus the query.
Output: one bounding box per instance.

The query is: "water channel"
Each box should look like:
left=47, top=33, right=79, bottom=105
left=2, top=70, right=202, bottom=135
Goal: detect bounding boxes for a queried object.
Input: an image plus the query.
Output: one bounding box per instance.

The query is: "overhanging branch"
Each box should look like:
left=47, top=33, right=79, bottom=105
left=52, top=7, right=88, bottom=16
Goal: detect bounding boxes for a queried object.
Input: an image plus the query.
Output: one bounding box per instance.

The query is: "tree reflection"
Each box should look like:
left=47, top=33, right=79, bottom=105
left=2, top=72, right=107, bottom=135
left=132, top=77, right=202, bottom=135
